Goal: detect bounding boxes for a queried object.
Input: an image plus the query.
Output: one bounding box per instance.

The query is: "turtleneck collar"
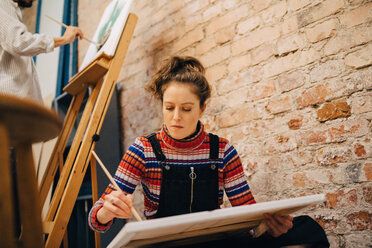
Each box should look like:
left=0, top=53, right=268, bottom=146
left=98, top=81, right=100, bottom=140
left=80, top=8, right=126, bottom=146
left=161, top=121, right=207, bottom=151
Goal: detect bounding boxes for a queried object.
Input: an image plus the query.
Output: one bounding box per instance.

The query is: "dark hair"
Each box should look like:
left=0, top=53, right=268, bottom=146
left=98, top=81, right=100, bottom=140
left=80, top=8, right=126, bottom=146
left=146, top=56, right=211, bottom=107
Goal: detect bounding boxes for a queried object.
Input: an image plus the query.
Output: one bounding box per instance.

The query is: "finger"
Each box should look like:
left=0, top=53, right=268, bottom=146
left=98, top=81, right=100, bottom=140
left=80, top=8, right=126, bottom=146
left=264, top=214, right=287, bottom=237
left=103, top=195, right=131, bottom=219
left=275, top=215, right=293, bottom=229
left=103, top=201, right=129, bottom=219
left=111, top=190, right=133, bottom=208
left=109, top=192, right=132, bottom=214
left=76, top=28, right=84, bottom=39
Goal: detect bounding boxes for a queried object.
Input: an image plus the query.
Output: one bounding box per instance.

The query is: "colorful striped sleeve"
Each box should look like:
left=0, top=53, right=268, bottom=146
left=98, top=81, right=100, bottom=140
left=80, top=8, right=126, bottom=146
left=88, top=138, right=146, bottom=232
left=222, top=142, right=256, bottom=206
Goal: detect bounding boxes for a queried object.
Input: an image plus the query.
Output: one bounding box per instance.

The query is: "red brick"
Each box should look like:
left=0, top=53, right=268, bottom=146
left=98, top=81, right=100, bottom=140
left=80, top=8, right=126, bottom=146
left=266, top=95, right=292, bottom=114
left=207, top=96, right=226, bottom=114
left=340, top=3, right=372, bottom=28
left=215, top=26, right=235, bottom=45
left=278, top=70, right=308, bottom=92
left=348, top=0, right=364, bottom=5
left=288, top=118, right=303, bottom=130
left=315, top=146, right=351, bottom=166
left=181, top=0, right=209, bottom=15
left=288, top=0, right=312, bottom=11
left=216, top=67, right=262, bottom=95
left=248, top=120, right=272, bottom=138
left=185, top=14, right=202, bottom=32
left=245, top=161, right=258, bottom=176
left=316, top=100, right=351, bottom=122
left=218, top=105, right=261, bottom=128
left=264, top=48, right=320, bottom=78
left=237, top=16, right=260, bottom=34
left=354, top=143, right=367, bottom=158
left=296, top=83, right=329, bottom=108
left=276, top=33, right=306, bottom=56
left=344, top=43, right=372, bottom=69
left=216, top=75, right=244, bottom=95
left=201, top=115, right=217, bottom=132
left=362, top=185, right=372, bottom=205
left=292, top=171, right=332, bottom=188
left=200, top=45, right=230, bottom=67
left=324, top=25, right=372, bottom=56
left=205, top=64, right=226, bottom=83
left=297, top=0, right=344, bottom=27
left=149, top=21, right=184, bottom=49
left=251, top=43, right=275, bottom=65
left=352, top=92, right=372, bottom=114
left=227, top=54, right=251, bottom=74
left=232, top=25, right=281, bottom=55
left=172, top=27, right=204, bottom=53
left=251, top=0, right=271, bottom=12
left=292, top=173, right=308, bottom=188
left=305, top=18, right=338, bottom=43
left=203, top=2, right=221, bottom=22
left=300, top=119, right=369, bottom=145
left=206, top=5, right=248, bottom=35
left=326, top=189, right=358, bottom=209
left=265, top=134, right=298, bottom=153
left=286, top=150, right=313, bottom=166
left=310, top=59, right=344, bottom=82
left=251, top=80, right=276, bottom=100
left=196, top=36, right=216, bottom=56
left=261, top=1, right=288, bottom=24
left=281, top=16, right=299, bottom=35
left=240, top=66, right=263, bottom=85
left=346, top=211, right=372, bottom=230
left=315, top=216, right=339, bottom=230
left=364, top=163, right=372, bottom=180
left=221, top=0, right=237, bottom=10
left=152, top=0, right=185, bottom=24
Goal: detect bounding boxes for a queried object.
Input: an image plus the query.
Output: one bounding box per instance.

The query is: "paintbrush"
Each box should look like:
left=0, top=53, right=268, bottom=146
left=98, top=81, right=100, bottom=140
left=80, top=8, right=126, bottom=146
left=91, top=150, right=142, bottom=222
left=45, top=14, right=98, bottom=46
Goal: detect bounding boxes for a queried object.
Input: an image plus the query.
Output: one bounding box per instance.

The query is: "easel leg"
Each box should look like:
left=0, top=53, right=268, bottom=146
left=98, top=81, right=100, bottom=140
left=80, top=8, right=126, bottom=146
left=90, top=156, right=101, bottom=248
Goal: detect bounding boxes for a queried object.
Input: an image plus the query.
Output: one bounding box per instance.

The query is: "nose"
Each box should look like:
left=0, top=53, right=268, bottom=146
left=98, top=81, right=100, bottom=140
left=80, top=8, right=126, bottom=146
left=173, top=107, right=181, bottom=121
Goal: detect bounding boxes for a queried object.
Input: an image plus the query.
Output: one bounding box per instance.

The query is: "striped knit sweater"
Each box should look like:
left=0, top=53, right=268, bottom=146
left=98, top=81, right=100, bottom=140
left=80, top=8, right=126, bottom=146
left=88, top=123, right=256, bottom=233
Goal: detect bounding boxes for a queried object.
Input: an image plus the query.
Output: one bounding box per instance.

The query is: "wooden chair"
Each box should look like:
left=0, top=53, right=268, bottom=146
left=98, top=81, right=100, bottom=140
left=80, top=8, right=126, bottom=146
left=0, top=94, right=62, bottom=248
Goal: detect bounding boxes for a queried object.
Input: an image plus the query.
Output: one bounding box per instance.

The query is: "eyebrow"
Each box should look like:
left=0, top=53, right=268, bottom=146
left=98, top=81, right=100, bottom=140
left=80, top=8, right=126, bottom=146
left=164, top=102, right=195, bottom=105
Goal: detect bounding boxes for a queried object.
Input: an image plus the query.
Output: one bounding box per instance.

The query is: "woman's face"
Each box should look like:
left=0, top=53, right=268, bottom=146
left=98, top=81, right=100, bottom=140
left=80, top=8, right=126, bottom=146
left=162, top=81, right=205, bottom=140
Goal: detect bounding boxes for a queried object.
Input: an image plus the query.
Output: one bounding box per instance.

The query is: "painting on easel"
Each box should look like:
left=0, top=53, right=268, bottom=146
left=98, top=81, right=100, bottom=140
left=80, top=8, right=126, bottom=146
left=80, top=0, right=133, bottom=71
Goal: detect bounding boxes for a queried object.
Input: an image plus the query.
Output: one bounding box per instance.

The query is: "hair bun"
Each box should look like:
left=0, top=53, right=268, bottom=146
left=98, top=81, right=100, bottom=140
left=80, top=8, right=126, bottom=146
left=169, top=56, right=205, bottom=75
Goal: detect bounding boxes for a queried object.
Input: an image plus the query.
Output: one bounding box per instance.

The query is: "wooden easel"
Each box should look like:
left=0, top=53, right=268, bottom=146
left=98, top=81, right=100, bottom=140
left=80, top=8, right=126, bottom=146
left=38, top=13, right=137, bottom=248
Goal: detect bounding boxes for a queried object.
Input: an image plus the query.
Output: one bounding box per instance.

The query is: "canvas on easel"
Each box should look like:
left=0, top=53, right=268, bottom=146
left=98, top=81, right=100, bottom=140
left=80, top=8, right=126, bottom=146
left=80, top=0, right=133, bottom=71
left=108, top=194, right=326, bottom=248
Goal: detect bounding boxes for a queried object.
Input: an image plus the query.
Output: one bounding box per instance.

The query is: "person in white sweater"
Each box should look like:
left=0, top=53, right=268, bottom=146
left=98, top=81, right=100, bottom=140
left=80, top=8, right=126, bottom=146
left=0, top=0, right=83, bottom=102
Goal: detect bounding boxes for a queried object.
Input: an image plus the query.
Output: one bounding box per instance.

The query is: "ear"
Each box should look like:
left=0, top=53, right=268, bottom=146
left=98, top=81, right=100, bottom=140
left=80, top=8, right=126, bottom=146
left=199, top=104, right=206, bottom=118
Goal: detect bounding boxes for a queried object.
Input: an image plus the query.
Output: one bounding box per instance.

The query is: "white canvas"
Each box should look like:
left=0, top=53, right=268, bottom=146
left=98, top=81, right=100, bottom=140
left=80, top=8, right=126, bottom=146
left=108, top=194, right=326, bottom=248
left=80, top=0, right=133, bottom=71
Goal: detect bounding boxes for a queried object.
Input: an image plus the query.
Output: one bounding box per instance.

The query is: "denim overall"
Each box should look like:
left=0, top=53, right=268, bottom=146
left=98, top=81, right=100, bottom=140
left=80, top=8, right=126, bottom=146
left=147, top=133, right=220, bottom=218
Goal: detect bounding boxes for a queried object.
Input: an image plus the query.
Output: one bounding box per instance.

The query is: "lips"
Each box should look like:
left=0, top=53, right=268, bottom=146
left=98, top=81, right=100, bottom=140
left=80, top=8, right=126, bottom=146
left=171, top=125, right=183, bottom=128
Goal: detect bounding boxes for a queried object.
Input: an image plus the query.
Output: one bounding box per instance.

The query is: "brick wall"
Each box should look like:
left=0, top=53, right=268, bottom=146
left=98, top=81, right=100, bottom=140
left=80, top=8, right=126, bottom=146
left=77, top=1, right=372, bottom=247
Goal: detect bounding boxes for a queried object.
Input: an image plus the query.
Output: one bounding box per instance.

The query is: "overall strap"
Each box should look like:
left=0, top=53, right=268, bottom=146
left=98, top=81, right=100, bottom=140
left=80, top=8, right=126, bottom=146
left=209, top=133, right=219, bottom=160
left=146, top=133, right=166, bottom=163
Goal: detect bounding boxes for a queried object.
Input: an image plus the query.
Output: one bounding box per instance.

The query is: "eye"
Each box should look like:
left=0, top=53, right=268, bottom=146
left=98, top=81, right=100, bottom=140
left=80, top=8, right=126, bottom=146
left=165, top=106, right=174, bottom=111
left=183, top=108, right=191, bottom=112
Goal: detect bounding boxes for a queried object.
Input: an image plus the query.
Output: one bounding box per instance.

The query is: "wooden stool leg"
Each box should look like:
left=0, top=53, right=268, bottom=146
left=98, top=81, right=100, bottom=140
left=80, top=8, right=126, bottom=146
left=0, top=124, right=16, bottom=247
left=15, top=144, right=43, bottom=248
